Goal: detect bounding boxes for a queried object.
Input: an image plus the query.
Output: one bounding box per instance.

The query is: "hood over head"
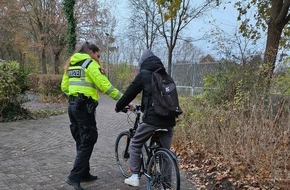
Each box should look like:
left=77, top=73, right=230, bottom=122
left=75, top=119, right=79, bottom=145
left=138, top=49, right=155, bottom=66
left=138, top=49, right=166, bottom=73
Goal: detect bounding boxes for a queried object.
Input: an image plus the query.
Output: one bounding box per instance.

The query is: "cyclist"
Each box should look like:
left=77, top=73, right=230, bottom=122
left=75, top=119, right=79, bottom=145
left=115, top=49, right=176, bottom=187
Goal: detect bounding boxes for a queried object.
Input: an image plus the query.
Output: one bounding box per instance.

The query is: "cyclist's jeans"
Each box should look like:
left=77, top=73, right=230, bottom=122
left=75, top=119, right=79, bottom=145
left=129, top=122, right=173, bottom=173
left=67, top=101, right=98, bottom=182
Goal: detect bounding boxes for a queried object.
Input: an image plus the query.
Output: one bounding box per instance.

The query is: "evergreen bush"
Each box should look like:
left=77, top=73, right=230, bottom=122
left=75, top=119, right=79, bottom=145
left=0, top=60, right=31, bottom=122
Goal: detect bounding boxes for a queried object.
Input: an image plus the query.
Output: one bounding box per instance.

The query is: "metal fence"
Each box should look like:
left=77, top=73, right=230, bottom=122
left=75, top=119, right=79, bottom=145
left=172, top=61, right=223, bottom=96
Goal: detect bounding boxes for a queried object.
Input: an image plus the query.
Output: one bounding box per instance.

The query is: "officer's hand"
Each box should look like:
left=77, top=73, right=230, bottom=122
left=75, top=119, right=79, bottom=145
left=100, top=67, right=105, bottom=74
left=128, top=102, right=134, bottom=112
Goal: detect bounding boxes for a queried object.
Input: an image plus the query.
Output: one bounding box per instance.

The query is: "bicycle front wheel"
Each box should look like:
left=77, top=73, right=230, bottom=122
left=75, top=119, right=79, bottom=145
left=147, top=149, right=180, bottom=190
left=115, top=131, right=132, bottom=178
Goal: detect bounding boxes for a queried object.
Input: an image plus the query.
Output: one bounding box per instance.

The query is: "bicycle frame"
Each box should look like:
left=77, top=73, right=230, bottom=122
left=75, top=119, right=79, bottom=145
left=121, top=106, right=159, bottom=179
left=143, top=132, right=170, bottom=190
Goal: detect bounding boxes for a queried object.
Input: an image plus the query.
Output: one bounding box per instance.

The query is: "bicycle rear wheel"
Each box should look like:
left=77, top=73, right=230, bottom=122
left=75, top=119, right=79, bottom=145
left=147, top=149, right=180, bottom=190
left=115, top=131, right=132, bottom=178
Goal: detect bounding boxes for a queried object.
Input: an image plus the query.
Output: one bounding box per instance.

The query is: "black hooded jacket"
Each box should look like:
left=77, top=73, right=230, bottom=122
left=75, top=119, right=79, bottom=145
left=115, top=50, right=176, bottom=127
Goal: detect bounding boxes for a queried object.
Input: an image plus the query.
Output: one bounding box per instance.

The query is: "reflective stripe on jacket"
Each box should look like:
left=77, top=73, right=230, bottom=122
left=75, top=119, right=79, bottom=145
left=61, top=53, right=122, bottom=101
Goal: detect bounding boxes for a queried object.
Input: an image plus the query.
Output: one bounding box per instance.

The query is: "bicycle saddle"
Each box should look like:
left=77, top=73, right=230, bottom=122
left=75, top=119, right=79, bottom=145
left=150, top=129, right=169, bottom=148
left=154, top=128, right=168, bottom=133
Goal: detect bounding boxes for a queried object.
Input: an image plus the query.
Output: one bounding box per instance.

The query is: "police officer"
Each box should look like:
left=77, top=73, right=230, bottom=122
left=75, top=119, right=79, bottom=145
left=61, top=42, right=122, bottom=190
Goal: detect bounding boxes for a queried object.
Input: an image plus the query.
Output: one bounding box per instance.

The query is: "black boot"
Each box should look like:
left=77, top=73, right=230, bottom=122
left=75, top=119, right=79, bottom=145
left=66, top=178, right=85, bottom=190
left=81, top=174, right=98, bottom=182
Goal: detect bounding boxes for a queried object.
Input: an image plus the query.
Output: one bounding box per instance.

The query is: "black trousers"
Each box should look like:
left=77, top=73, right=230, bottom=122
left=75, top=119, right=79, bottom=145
left=67, top=101, right=98, bottom=182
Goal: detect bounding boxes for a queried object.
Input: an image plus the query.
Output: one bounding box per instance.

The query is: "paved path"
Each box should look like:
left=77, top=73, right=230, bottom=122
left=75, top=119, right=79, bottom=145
left=0, top=96, right=196, bottom=190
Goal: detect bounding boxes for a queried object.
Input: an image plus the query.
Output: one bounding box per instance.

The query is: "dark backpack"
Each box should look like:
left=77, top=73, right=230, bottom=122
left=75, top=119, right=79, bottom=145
left=146, top=68, right=183, bottom=117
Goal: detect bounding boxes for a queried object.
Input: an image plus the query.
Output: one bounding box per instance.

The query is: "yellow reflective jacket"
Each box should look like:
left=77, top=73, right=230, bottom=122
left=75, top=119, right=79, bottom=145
left=61, top=53, right=122, bottom=101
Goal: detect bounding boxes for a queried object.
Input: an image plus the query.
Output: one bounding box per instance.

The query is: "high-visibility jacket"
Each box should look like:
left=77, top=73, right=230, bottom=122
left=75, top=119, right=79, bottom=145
left=61, top=53, right=122, bottom=101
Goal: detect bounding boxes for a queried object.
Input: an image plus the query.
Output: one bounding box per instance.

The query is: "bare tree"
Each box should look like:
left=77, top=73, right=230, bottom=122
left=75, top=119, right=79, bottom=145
left=210, top=26, right=263, bottom=66
left=0, top=0, right=33, bottom=63
left=128, top=0, right=160, bottom=49
left=153, top=0, right=218, bottom=75
left=119, top=0, right=162, bottom=65
left=173, top=39, right=204, bottom=63
left=75, top=0, right=116, bottom=50
left=49, top=4, right=67, bottom=74
left=125, top=0, right=218, bottom=74
left=19, top=0, right=58, bottom=74
left=0, top=0, right=69, bottom=74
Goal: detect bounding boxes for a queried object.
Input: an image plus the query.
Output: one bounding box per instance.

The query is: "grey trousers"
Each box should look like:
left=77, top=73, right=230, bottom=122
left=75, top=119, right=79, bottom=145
left=129, top=122, right=173, bottom=173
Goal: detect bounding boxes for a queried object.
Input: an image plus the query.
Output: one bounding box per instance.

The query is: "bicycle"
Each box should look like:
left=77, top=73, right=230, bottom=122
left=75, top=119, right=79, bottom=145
left=115, top=105, right=180, bottom=190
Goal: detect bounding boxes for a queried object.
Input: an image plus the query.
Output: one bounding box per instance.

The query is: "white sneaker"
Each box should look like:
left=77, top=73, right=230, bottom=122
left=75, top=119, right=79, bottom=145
left=124, top=175, right=140, bottom=186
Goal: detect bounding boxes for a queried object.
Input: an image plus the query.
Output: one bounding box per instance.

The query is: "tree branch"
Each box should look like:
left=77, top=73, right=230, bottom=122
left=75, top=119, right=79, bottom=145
left=275, top=0, right=290, bottom=25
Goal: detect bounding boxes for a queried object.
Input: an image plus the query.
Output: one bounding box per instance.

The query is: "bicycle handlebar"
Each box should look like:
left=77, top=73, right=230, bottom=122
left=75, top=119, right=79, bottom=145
left=121, top=105, right=141, bottom=113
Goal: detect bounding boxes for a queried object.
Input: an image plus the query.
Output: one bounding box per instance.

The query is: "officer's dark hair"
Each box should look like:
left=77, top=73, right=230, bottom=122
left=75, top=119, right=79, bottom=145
left=64, top=42, right=100, bottom=73
left=77, top=42, right=90, bottom=54
left=88, top=44, right=100, bottom=53
left=76, top=42, right=100, bottom=54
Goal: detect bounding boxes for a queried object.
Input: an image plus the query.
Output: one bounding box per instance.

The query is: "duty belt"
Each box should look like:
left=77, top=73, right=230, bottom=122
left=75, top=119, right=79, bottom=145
left=68, top=96, right=79, bottom=102
left=69, top=95, right=96, bottom=103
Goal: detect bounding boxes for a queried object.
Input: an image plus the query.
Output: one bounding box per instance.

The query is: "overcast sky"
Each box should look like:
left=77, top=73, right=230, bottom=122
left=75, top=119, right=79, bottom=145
left=103, top=0, right=266, bottom=59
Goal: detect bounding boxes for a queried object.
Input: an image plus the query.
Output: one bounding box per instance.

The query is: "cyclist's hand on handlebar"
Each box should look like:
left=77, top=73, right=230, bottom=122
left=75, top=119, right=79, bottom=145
left=115, top=103, right=135, bottom=113
left=121, top=106, right=130, bottom=113
left=115, top=106, right=129, bottom=113
left=115, top=106, right=124, bottom=113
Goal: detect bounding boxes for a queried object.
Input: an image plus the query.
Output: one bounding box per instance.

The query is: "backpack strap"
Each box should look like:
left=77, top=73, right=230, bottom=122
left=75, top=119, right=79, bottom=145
left=153, top=67, right=163, bottom=73
left=140, top=69, right=151, bottom=74
left=140, top=69, right=152, bottom=97
left=140, top=69, right=153, bottom=117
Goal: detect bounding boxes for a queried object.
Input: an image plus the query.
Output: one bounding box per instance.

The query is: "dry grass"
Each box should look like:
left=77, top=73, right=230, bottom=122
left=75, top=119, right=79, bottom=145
left=173, top=96, right=290, bottom=189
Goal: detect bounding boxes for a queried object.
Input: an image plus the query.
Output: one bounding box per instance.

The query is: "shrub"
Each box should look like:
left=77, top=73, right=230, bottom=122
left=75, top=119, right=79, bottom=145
left=37, top=74, right=65, bottom=103
left=272, top=67, right=290, bottom=95
left=203, top=61, right=260, bottom=107
left=27, top=74, right=40, bottom=92
left=27, top=63, right=137, bottom=104
left=0, top=60, right=31, bottom=122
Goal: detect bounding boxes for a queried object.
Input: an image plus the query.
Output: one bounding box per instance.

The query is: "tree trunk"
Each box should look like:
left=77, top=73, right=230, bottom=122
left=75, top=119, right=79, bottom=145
left=259, top=0, right=287, bottom=92
left=41, top=48, right=47, bottom=74
left=167, top=47, right=173, bottom=76
left=263, top=24, right=283, bottom=77
left=54, top=52, right=60, bottom=74
left=20, top=52, right=25, bottom=70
